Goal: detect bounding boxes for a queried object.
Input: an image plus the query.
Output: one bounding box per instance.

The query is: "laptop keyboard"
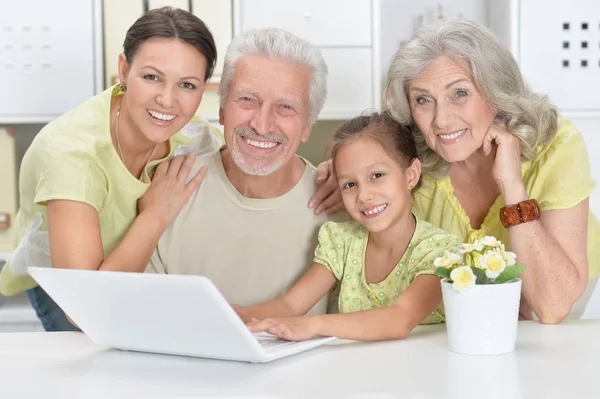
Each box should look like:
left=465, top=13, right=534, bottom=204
left=254, top=333, right=297, bottom=349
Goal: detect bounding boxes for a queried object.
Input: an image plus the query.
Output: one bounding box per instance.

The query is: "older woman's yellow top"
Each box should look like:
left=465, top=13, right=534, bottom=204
left=412, top=117, right=600, bottom=281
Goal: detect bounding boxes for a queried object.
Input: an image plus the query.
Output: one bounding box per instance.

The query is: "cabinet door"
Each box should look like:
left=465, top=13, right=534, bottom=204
left=235, top=0, right=371, bottom=46
left=192, top=0, right=233, bottom=76
left=103, top=0, right=144, bottom=87
left=0, top=0, right=101, bottom=123
left=320, top=48, right=373, bottom=119
left=519, top=0, right=600, bottom=111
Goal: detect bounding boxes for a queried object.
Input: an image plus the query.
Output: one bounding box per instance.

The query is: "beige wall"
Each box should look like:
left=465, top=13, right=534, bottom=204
left=0, top=129, right=17, bottom=252
left=298, top=120, right=343, bottom=166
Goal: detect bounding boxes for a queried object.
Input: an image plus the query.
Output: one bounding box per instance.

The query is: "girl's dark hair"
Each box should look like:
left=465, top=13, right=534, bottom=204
left=328, top=111, right=422, bottom=191
left=123, top=7, right=217, bottom=81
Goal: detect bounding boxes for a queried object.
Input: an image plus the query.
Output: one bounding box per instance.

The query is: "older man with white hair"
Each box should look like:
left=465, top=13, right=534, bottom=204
left=147, top=27, right=342, bottom=313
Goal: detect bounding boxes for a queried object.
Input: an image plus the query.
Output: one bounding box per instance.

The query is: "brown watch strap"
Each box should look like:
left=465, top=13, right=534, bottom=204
left=500, top=199, right=540, bottom=228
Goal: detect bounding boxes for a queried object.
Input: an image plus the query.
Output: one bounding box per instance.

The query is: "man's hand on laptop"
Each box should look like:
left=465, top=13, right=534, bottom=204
left=308, top=159, right=344, bottom=216
left=246, top=315, right=323, bottom=341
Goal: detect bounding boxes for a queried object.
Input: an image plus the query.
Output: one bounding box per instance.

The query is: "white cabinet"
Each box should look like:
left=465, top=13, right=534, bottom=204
left=319, top=48, right=374, bottom=119
left=0, top=0, right=103, bottom=124
left=236, top=0, right=372, bottom=47
left=489, top=0, right=600, bottom=217
left=233, top=0, right=381, bottom=119
left=233, top=0, right=488, bottom=120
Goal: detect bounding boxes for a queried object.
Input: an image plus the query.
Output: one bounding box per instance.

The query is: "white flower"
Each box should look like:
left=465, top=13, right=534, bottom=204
left=450, top=266, right=477, bottom=292
left=433, top=250, right=463, bottom=268
left=477, top=236, right=502, bottom=248
left=479, top=250, right=507, bottom=279
left=502, top=250, right=517, bottom=266
left=460, top=242, right=484, bottom=254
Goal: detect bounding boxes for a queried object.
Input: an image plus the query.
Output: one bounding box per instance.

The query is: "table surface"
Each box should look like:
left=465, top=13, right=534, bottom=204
left=1, top=320, right=598, bottom=399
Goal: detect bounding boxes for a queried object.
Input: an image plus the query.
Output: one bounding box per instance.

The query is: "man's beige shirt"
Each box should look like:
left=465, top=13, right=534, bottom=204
left=147, top=145, right=337, bottom=313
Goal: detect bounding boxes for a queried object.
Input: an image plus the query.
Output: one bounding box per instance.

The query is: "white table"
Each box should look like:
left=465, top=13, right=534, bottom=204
left=1, top=320, right=598, bottom=399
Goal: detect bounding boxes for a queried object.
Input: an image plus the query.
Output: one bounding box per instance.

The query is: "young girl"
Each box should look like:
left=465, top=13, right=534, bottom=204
left=235, top=112, right=462, bottom=341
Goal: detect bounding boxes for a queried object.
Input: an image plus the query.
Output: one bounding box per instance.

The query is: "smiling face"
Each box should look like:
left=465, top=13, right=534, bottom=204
left=118, top=37, right=208, bottom=144
left=219, top=54, right=313, bottom=176
left=335, top=136, right=420, bottom=233
left=407, top=56, right=497, bottom=163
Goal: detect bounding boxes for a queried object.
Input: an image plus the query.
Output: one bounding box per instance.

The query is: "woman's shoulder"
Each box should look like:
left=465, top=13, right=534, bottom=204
left=524, top=115, right=595, bottom=209
left=29, top=87, right=113, bottom=155
left=530, top=116, right=588, bottom=164
left=524, top=115, right=591, bottom=182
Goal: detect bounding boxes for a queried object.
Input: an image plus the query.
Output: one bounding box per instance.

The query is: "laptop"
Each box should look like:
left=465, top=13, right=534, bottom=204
left=27, top=267, right=336, bottom=363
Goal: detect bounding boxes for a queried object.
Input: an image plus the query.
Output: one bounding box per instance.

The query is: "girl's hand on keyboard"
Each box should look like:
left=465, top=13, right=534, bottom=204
left=247, top=315, right=322, bottom=341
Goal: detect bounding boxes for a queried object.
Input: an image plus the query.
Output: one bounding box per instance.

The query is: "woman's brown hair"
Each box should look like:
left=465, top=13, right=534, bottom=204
left=123, top=7, right=217, bottom=82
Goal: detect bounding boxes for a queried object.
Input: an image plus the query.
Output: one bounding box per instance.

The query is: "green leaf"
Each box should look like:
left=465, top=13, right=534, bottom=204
left=434, top=267, right=451, bottom=281
left=495, top=264, right=526, bottom=284
left=470, top=266, right=486, bottom=284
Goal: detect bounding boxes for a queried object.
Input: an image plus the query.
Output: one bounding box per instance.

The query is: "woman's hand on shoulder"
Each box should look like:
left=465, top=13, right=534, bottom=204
left=483, top=125, right=525, bottom=197
left=309, top=159, right=344, bottom=216
left=138, top=153, right=207, bottom=229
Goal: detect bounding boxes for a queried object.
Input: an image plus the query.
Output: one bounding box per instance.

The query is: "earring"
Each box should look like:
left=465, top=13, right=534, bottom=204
left=119, top=83, right=127, bottom=92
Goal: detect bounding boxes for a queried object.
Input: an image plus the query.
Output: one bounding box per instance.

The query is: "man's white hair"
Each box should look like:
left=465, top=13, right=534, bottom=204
left=218, top=27, right=328, bottom=124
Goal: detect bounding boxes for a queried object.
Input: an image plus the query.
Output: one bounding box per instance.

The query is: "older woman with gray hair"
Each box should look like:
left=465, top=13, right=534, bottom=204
left=384, top=19, right=599, bottom=324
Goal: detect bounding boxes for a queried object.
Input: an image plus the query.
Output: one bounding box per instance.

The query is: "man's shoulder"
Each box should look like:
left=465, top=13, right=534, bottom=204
left=176, top=139, right=223, bottom=181
left=293, top=156, right=324, bottom=197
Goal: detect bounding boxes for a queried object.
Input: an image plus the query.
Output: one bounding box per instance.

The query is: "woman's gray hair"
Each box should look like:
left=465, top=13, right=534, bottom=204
left=218, top=27, right=328, bottom=124
left=385, top=19, right=558, bottom=178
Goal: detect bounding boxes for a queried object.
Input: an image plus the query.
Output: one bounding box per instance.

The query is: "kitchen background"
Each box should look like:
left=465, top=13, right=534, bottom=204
left=0, top=0, right=598, bottom=330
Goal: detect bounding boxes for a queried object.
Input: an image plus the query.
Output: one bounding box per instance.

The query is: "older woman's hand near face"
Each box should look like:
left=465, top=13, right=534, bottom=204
left=308, top=159, right=344, bottom=215
left=483, top=125, right=527, bottom=202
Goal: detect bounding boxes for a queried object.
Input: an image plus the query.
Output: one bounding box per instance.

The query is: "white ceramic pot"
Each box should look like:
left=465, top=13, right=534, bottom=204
left=441, top=278, right=522, bottom=355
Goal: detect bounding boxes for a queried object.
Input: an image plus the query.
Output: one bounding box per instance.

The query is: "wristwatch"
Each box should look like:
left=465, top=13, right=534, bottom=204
left=499, top=199, right=541, bottom=228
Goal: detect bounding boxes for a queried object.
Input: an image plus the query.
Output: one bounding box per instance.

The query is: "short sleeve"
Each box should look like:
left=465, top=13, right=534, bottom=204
left=527, top=118, right=596, bottom=211
left=409, top=232, right=461, bottom=282
left=30, top=138, right=107, bottom=213
left=313, top=221, right=350, bottom=280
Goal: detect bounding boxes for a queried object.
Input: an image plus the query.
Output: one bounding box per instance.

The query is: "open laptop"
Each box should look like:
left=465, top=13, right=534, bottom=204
left=28, top=267, right=336, bottom=363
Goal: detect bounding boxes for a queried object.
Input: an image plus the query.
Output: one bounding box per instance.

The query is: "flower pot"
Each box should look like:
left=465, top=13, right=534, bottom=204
left=441, top=278, right=522, bottom=355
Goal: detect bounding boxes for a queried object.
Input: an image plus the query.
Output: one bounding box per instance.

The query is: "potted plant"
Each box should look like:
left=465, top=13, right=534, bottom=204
left=434, top=236, right=526, bottom=355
